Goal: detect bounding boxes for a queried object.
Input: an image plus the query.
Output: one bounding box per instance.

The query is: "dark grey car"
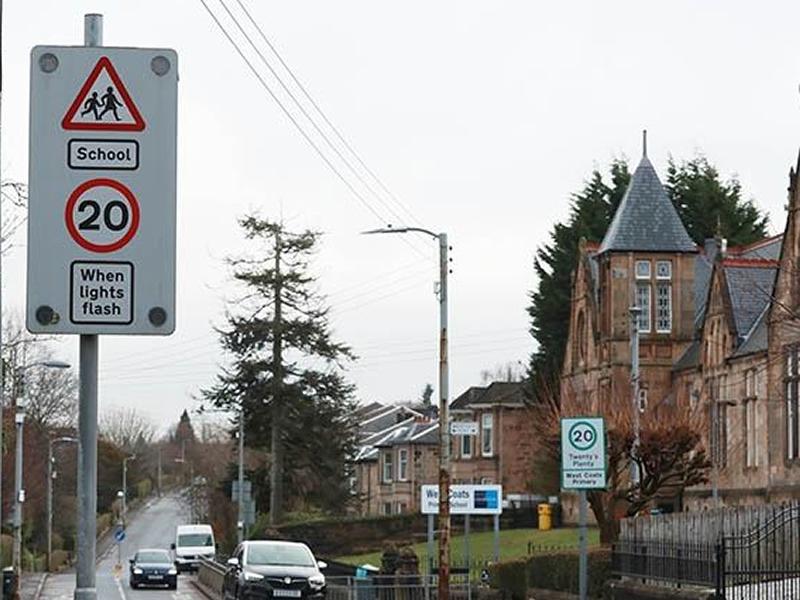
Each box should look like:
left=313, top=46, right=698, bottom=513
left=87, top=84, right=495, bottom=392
left=129, top=548, right=178, bottom=590
left=223, top=541, right=327, bottom=600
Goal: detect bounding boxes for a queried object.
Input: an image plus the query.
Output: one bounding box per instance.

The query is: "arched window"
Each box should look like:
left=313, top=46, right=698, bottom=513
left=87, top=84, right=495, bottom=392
left=576, top=310, right=587, bottom=362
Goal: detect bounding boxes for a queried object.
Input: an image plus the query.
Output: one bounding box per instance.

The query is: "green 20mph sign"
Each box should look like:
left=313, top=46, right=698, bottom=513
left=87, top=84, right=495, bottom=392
left=561, top=417, right=606, bottom=490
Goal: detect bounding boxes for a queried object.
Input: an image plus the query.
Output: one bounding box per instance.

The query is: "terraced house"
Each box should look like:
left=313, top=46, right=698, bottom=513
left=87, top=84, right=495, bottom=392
left=352, top=381, right=542, bottom=515
left=562, top=143, right=800, bottom=515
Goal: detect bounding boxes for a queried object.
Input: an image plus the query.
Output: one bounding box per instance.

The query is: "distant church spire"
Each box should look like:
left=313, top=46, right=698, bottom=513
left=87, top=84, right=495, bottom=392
left=642, top=129, right=648, bottom=158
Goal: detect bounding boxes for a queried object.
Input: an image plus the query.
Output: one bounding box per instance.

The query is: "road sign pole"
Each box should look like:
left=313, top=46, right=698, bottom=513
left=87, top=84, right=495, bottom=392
left=76, top=333, right=99, bottom=600
left=74, top=17, right=102, bottom=600
left=492, top=514, right=499, bottom=563
left=578, top=491, right=587, bottom=600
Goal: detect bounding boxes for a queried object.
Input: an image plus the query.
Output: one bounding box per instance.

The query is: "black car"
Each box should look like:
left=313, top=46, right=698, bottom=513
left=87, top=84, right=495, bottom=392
left=129, top=548, right=178, bottom=590
left=223, top=541, right=327, bottom=600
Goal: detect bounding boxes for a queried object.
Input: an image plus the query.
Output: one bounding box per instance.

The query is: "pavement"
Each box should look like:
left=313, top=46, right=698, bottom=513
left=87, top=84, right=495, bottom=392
left=32, top=493, right=207, bottom=600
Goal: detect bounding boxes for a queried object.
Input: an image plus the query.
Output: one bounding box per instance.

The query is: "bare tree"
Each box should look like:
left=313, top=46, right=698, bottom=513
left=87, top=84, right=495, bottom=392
left=2, top=315, right=77, bottom=428
left=480, top=360, right=525, bottom=384
left=534, top=376, right=710, bottom=543
left=1, top=180, right=28, bottom=254
left=99, top=407, right=156, bottom=453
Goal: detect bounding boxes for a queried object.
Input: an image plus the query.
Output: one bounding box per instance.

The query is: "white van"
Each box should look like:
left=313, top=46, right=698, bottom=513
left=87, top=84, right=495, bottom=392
left=172, top=524, right=216, bottom=572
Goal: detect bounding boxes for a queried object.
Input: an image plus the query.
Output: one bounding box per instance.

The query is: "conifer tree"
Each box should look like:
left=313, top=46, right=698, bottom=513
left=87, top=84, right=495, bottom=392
left=202, top=215, right=357, bottom=523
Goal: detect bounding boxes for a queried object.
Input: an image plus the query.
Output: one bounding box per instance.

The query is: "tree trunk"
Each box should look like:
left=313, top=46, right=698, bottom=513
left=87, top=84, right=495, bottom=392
left=269, top=228, right=284, bottom=526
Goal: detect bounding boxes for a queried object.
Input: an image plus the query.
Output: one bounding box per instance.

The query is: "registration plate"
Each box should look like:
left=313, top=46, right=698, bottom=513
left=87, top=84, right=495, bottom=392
left=148, top=575, right=164, bottom=581
left=273, top=590, right=301, bottom=597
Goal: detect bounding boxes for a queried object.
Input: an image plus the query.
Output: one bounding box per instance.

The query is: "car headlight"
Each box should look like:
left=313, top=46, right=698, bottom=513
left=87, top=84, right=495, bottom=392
left=309, top=574, right=326, bottom=588
left=168, top=568, right=178, bottom=575
left=133, top=568, right=143, bottom=575
left=244, top=571, right=264, bottom=582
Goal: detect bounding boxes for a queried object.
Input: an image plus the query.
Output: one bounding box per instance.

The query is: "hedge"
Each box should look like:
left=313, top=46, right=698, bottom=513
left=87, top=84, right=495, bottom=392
left=489, top=548, right=612, bottom=600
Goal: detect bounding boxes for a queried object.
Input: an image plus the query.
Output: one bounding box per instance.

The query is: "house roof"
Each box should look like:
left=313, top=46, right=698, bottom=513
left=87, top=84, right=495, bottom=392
left=673, top=340, right=701, bottom=372
left=732, top=235, right=783, bottom=261
left=598, top=155, right=696, bottom=254
left=450, top=382, right=526, bottom=411
left=373, top=420, right=439, bottom=448
left=732, top=306, right=769, bottom=357
left=450, top=386, right=486, bottom=411
left=722, top=261, right=777, bottom=341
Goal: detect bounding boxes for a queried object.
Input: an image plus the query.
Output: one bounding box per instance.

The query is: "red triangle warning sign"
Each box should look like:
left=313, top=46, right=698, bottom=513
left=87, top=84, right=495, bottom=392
left=62, top=56, right=146, bottom=132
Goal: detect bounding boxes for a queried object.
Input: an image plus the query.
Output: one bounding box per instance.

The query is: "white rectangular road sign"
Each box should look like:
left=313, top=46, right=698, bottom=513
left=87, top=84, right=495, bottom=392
left=27, top=46, right=177, bottom=335
left=561, top=417, right=606, bottom=490
left=449, top=421, right=479, bottom=436
left=420, top=484, right=503, bottom=515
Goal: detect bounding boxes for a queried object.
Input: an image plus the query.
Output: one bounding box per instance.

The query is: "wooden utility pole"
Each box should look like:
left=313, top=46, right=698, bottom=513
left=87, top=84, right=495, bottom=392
left=269, top=226, right=284, bottom=526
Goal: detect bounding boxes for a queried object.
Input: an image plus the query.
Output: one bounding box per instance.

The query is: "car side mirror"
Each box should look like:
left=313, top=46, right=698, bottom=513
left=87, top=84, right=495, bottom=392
left=227, top=557, right=240, bottom=568
left=215, top=542, right=220, bottom=552
left=129, top=558, right=135, bottom=565
left=170, top=543, right=176, bottom=550
left=317, top=561, right=328, bottom=570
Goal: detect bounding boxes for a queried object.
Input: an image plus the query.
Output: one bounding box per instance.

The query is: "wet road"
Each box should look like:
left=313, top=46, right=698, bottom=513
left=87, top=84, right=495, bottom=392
left=39, top=493, right=208, bottom=600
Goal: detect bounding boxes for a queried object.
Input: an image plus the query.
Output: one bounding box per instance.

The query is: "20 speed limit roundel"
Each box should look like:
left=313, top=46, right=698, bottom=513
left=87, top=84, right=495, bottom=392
left=65, top=178, right=140, bottom=253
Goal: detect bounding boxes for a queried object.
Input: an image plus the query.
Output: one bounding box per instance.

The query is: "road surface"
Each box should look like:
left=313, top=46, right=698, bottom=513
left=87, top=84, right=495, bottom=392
left=38, top=493, right=207, bottom=600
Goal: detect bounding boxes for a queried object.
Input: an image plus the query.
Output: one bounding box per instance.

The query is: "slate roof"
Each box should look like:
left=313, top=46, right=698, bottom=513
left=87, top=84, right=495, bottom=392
left=732, top=306, right=769, bottom=357
left=451, top=382, right=526, bottom=410
left=737, top=236, right=782, bottom=261
left=373, top=420, right=439, bottom=448
left=723, top=262, right=777, bottom=341
left=599, top=156, right=696, bottom=254
left=451, top=386, right=486, bottom=411
left=470, top=382, right=526, bottom=406
left=694, top=252, right=714, bottom=327
left=673, top=340, right=701, bottom=372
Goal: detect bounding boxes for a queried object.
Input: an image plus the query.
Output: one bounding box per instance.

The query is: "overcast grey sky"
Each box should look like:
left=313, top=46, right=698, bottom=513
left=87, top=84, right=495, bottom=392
left=3, top=1, right=800, bottom=428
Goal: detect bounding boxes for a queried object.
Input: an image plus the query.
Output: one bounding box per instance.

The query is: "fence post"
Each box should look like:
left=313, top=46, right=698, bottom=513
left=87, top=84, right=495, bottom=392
left=715, top=542, right=725, bottom=600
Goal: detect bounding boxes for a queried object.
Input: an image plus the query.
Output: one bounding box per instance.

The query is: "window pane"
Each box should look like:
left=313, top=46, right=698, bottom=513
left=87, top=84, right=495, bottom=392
left=482, top=414, right=493, bottom=456
left=462, top=434, right=471, bottom=457
left=656, top=261, right=671, bottom=280
left=635, top=260, right=651, bottom=279
left=636, top=284, right=651, bottom=332
left=656, top=284, right=671, bottom=332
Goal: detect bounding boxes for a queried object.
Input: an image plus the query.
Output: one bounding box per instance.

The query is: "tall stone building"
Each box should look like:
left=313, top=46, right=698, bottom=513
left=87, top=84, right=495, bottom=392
left=562, top=139, right=800, bottom=514
left=562, top=143, right=699, bottom=429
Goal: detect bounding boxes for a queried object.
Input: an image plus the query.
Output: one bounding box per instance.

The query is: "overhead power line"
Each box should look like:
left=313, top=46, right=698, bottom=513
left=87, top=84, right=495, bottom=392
left=198, top=0, right=432, bottom=260
left=232, top=0, right=425, bottom=229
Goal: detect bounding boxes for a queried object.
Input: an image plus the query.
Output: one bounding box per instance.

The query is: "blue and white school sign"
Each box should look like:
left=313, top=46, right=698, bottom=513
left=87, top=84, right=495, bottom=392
left=420, top=484, right=503, bottom=515
left=561, top=417, right=606, bottom=490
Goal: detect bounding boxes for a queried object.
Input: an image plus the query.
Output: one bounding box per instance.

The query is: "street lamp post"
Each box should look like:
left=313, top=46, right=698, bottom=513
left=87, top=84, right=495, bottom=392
left=363, top=226, right=451, bottom=600
left=122, top=455, right=136, bottom=526
left=237, top=406, right=245, bottom=543
left=12, top=360, right=70, bottom=587
left=628, top=306, right=641, bottom=488
left=47, top=436, right=77, bottom=571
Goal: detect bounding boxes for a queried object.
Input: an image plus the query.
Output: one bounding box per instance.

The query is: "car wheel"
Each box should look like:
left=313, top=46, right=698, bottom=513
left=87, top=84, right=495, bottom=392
left=130, top=581, right=138, bottom=590
left=169, top=582, right=177, bottom=590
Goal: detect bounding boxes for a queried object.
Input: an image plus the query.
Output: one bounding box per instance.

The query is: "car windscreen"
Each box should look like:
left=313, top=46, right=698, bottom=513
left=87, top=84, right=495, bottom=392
left=136, top=551, right=171, bottom=564
left=178, top=533, right=213, bottom=547
left=247, top=544, right=315, bottom=567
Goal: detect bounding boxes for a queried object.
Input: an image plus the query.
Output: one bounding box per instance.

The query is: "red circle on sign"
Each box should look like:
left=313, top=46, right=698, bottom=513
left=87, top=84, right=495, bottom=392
left=65, top=178, right=140, bottom=253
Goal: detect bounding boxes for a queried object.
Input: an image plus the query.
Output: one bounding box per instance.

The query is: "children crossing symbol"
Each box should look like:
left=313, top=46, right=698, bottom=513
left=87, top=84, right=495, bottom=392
left=62, top=56, right=145, bottom=131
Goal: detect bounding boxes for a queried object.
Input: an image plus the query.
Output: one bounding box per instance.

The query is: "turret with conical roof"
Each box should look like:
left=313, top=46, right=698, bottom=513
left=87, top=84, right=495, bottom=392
left=599, top=132, right=696, bottom=254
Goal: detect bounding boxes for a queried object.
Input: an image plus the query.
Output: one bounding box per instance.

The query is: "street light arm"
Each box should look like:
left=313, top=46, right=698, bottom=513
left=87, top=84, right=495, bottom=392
left=361, top=226, right=439, bottom=240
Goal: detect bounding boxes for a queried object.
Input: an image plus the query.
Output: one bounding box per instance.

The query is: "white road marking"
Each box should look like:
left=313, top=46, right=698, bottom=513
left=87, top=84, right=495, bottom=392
left=115, top=574, right=129, bottom=599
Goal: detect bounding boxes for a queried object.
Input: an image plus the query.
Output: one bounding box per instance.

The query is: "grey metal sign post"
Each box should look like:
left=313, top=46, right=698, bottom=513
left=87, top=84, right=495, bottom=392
left=27, top=14, right=177, bottom=600
left=561, top=417, right=606, bottom=600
